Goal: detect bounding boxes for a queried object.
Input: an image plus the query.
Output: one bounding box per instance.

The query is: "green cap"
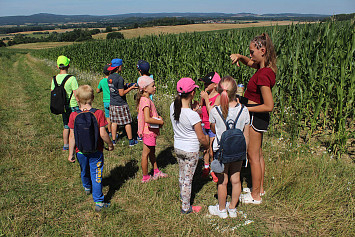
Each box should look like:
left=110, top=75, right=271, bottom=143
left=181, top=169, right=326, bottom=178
left=57, top=55, right=70, bottom=67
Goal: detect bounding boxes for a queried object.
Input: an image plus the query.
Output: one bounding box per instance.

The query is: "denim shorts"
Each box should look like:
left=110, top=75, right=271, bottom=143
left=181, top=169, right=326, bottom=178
left=103, top=102, right=110, bottom=118
left=202, top=127, right=216, bottom=138
left=63, top=106, right=79, bottom=129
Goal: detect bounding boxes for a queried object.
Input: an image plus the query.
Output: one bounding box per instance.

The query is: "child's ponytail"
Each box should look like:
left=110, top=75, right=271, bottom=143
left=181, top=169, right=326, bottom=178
left=173, top=94, right=183, bottom=121
left=173, top=92, right=193, bottom=121
left=252, top=33, right=277, bottom=73
left=217, top=76, right=238, bottom=119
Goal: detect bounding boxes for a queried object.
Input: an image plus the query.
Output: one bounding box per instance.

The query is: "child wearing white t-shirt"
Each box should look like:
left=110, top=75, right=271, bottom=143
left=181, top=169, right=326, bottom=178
left=208, top=76, right=250, bottom=218
left=170, top=78, right=208, bottom=214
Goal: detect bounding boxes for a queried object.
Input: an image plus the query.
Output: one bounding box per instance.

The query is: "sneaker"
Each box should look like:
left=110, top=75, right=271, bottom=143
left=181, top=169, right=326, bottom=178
left=129, top=139, right=138, bottom=146
left=62, top=146, right=69, bottom=151
left=226, top=202, right=238, bottom=218
left=201, top=167, right=210, bottom=179
left=208, top=204, right=228, bottom=219
left=141, top=175, right=153, bottom=183
left=153, top=171, right=168, bottom=180
left=84, top=187, right=91, bottom=195
left=112, top=140, right=116, bottom=146
left=137, top=136, right=143, bottom=142
left=108, top=132, right=112, bottom=138
left=181, top=205, right=202, bottom=214
left=95, top=202, right=110, bottom=212
left=239, top=192, right=262, bottom=205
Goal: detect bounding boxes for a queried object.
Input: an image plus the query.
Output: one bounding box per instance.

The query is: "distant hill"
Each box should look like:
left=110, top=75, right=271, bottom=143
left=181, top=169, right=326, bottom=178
left=0, top=12, right=330, bottom=26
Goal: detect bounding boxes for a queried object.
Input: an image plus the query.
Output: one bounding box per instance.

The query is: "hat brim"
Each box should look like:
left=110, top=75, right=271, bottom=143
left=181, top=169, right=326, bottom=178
left=107, top=66, right=118, bottom=71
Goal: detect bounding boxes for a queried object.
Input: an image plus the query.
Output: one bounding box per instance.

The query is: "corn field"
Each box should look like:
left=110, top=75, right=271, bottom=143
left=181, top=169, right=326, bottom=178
left=34, top=21, right=355, bottom=156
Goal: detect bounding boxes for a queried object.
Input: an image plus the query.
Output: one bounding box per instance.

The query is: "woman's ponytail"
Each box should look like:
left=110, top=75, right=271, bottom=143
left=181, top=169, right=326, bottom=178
left=252, top=33, right=277, bottom=73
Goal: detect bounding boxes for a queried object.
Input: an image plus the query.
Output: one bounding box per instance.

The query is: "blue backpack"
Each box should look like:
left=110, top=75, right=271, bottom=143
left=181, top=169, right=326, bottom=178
left=74, top=108, right=99, bottom=154
left=215, top=105, right=246, bottom=163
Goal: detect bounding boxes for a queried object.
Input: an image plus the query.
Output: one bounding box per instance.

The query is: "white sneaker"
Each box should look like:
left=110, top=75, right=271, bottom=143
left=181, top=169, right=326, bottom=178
left=239, top=192, right=262, bottom=205
left=208, top=204, right=228, bottom=219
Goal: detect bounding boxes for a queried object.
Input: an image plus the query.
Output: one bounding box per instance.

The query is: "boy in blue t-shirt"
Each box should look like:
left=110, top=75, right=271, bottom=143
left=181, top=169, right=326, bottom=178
left=97, top=64, right=112, bottom=136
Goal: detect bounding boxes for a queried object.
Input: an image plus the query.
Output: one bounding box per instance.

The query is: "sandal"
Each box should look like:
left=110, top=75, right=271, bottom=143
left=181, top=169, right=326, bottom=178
left=153, top=171, right=168, bottom=180
left=239, top=192, right=262, bottom=205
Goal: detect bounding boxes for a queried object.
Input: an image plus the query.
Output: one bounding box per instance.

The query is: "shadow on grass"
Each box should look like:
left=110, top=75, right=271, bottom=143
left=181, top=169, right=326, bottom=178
left=102, top=159, right=139, bottom=203
left=190, top=159, right=211, bottom=204
left=155, top=146, right=177, bottom=171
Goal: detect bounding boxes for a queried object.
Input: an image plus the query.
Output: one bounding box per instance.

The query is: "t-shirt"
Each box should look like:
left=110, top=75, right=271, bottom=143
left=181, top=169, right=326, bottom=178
left=97, top=77, right=110, bottom=103
left=137, top=96, right=159, bottom=137
left=108, top=73, right=127, bottom=106
left=201, top=93, right=219, bottom=129
left=244, top=67, right=276, bottom=104
left=51, top=74, right=79, bottom=108
left=170, top=102, right=202, bottom=152
left=209, top=104, right=250, bottom=152
left=68, top=109, right=108, bottom=153
left=137, top=74, right=154, bottom=100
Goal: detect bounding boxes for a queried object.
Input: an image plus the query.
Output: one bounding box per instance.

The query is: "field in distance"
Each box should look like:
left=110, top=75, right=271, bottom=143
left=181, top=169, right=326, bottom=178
left=94, top=21, right=303, bottom=39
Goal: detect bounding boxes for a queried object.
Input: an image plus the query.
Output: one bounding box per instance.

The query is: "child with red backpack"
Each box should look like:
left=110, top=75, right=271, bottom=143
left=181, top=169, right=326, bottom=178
left=68, top=85, right=114, bottom=212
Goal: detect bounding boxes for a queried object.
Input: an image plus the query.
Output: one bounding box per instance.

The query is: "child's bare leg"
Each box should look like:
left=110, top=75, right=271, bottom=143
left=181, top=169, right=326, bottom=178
left=229, top=171, right=241, bottom=209
left=217, top=172, right=229, bottom=211
left=141, top=144, right=150, bottom=176
left=106, top=117, right=112, bottom=133
left=148, top=145, right=158, bottom=170
left=125, top=124, right=133, bottom=140
left=111, top=123, right=118, bottom=141
left=63, top=128, right=69, bottom=145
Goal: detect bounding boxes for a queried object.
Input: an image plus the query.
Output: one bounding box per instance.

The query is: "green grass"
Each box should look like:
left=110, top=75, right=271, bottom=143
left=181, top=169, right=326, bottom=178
left=0, top=51, right=354, bottom=236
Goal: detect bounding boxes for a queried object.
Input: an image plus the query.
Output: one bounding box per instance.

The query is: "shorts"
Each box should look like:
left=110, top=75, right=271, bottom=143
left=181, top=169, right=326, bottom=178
left=202, top=127, right=216, bottom=138
left=142, top=133, right=157, bottom=147
left=63, top=106, right=79, bottom=129
left=215, top=160, right=243, bottom=185
left=103, top=102, right=110, bottom=118
left=246, top=104, right=270, bottom=132
left=109, top=104, right=132, bottom=125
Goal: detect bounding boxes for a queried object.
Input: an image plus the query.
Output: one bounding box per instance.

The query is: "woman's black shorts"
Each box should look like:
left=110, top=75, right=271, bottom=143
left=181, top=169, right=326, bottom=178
left=246, top=104, right=270, bottom=132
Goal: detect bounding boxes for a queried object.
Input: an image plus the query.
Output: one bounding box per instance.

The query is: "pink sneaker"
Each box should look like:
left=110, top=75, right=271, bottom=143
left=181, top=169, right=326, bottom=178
left=153, top=171, right=168, bottom=180
left=191, top=206, right=202, bottom=213
left=141, top=175, right=153, bottom=183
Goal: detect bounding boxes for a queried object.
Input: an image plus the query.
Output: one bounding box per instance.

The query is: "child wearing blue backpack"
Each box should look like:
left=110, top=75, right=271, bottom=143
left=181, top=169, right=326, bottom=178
left=208, top=76, right=250, bottom=218
left=68, top=85, right=114, bottom=212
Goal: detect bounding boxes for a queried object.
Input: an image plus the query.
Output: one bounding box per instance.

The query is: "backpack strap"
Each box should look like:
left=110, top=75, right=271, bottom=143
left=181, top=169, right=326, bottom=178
left=53, top=76, right=59, bottom=87
left=232, top=104, right=245, bottom=129
left=215, top=106, right=230, bottom=130
left=60, top=75, right=73, bottom=105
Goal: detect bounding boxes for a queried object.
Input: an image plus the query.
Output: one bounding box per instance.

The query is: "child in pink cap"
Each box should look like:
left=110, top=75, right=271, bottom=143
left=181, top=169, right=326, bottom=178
left=136, top=76, right=167, bottom=183
left=198, top=72, right=221, bottom=181
left=170, top=77, right=209, bottom=214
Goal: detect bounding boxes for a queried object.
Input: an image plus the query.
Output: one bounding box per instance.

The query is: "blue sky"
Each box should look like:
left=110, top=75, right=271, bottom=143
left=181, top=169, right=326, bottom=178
left=0, top=0, right=354, bottom=17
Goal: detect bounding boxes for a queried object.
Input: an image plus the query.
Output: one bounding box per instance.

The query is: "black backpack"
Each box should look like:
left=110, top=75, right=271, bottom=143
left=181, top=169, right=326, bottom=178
left=50, top=75, right=73, bottom=115
left=215, top=105, right=246, bottom=163
left=74, top=108, right=99, bottom=154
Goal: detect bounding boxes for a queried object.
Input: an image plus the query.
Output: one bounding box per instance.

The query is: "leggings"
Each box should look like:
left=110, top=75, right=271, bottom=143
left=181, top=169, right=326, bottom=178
left=175, top=148, right=199, bottom=212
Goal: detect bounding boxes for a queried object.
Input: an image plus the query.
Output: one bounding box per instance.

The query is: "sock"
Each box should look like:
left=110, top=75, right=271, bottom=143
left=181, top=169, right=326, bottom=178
left=142, top=175, right=150, bottom=180
left=154, top=168, right=160, bottom=174
left=204, top=164, right=210, bottom=169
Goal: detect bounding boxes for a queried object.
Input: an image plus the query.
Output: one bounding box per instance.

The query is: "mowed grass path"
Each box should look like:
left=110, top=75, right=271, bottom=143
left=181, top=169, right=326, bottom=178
left=0, top=52, right=353, bottom=236
left=0, top=52, right=268, bottom=236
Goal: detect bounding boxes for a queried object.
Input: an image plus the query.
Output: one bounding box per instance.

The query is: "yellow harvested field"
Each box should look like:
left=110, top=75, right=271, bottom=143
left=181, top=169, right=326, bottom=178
left=93, top=21, right=302, bottom=39
left=8, top=42, right=75, bottom=49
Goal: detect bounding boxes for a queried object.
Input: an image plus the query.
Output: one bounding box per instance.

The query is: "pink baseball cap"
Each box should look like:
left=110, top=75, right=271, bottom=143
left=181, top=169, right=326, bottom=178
left=176, top=77, right=199, bottom=94
left=138, top=75, right=154, bottom=89
left=198, top=72, right=221, bottom=84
